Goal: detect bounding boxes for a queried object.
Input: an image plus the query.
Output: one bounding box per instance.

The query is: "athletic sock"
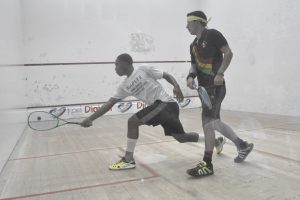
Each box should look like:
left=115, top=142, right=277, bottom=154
left=197, top=134, right=205, bottom=142
left=124, top=138, right=137, bottom=161
left=203, top=151, right=213, bottom=166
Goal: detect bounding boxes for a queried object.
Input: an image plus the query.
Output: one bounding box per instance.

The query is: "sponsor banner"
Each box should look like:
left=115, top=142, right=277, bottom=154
left=27, top=97, right=201, bottom=119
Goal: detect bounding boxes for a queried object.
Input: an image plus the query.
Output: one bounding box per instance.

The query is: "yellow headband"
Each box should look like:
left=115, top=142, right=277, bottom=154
left=187, top=15, right=211, bottom=24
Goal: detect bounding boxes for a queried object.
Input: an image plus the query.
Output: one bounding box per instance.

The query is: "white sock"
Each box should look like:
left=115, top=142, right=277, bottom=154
left=125, top=138, right=137, bottom=161
left=126, top=138, right=138, bottom=152
left=198, top=134, right=205, bottom=142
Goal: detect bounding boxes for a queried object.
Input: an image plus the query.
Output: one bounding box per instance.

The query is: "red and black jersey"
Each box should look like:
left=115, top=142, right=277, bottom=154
left=190, top=29, right=228, bottom=86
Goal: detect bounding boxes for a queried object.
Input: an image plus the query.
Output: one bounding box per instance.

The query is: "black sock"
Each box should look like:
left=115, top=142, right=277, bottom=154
left=203, top=151, right=213, bottom=166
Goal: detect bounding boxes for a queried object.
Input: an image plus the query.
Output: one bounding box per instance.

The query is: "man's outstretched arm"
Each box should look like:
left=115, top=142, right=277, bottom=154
left=80, top=97, right=121, bottom=127
left=163, top=72, right=184, bottom=102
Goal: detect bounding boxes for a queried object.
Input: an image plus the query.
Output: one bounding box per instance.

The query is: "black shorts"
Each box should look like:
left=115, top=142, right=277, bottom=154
left=135, top=100, right=185, bottom=136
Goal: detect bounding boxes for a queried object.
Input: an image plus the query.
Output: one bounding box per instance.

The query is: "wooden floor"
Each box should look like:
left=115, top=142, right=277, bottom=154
left=0, top=108, right=300, bottom=200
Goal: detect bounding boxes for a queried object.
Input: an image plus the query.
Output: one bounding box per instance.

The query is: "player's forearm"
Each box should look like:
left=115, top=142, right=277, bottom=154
left=163, top=72, right=180, bottom=88
left=217, top=46, right=233, bottom=75
left=218, top=52, right=232, bottom=74
left=88, top=98, right=117, bottom=121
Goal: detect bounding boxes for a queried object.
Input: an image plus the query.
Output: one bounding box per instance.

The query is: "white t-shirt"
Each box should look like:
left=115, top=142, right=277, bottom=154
left=113, top=66, right=174, bottom=105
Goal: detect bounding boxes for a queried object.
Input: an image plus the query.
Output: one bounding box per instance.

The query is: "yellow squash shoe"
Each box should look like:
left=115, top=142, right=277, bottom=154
left=215, top=136, right=226, bottom=154
left=109, top=157, right=136, bottom=170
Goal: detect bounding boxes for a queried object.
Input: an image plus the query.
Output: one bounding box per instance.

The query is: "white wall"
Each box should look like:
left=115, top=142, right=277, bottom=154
left=21, top=0, right=300, bottom=116
left=0, top=0, right=26, bottom=173
left=203, top=0, right=300, bottom=116
left=22, top=0, right=201, bottom=63
left=21, top=0, right=202, bottom=107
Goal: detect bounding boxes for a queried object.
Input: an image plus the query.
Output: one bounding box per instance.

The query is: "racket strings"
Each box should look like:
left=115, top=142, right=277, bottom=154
left=28, top=112, right=59, bottom=131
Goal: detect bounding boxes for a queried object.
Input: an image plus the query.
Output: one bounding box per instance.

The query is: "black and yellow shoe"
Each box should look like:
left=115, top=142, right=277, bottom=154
left=109, top=157, right=136, bottom=170
left=234, top=142, right=254, bottom=163
left=215, top=136, right=226, bottom=154
left=186, top=161, right=214, bottom=177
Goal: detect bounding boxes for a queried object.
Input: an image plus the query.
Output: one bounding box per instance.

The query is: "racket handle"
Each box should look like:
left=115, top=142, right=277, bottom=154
left=68, top=122, right=80, bottom=125
left=191, top=82, right=197, bottom=90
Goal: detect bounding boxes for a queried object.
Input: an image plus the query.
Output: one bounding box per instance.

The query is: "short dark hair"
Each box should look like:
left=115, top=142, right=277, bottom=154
left=116, top=53, right=133, bottom=64
left=187, top=11, right=207, bottom=27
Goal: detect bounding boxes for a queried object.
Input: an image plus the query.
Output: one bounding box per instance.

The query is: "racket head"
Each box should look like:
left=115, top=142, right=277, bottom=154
left=27, top=111, right=59, bottom=131
left=197, top=86, right=212, bottom=109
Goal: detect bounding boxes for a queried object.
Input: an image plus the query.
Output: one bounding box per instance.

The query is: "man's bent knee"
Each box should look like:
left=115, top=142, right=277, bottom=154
left=203, top=119, right=215, bottom=130
left=172, top=133, right=187, bottom=143
left=128, top=115, right=144, bottom=128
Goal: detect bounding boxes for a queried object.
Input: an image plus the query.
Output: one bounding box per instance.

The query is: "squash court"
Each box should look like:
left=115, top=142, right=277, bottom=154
left=1, top=0, right=300, bottom=199
left=0, top=109, right=299, bottom=200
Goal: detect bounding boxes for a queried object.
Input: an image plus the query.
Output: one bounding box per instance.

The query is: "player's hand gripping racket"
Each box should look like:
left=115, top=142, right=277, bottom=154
left=192, top=83, right=212, bottom=110
left=27, top=111, right=80, bottom=131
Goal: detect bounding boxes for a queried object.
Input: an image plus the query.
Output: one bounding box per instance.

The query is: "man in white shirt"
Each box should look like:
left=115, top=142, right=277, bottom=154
left=80, top=53, right=224, bottom=170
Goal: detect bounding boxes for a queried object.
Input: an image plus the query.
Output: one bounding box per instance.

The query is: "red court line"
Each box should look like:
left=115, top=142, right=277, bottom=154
left=0, top=60, right=191, bottom=67
left=254, top=149, right=300, bottom=164
left=9, top=139, right=175, bottom=161
left=235, top=122, right=300, bottom=134
left=234, top=125, right=300, bottom=163
left=0, top=175, right=158, bottom=200
left=117, top=147, right=160, bottom=177
left=190, top=141, right=300, bottom=165
left=23, top=60, right=191, bottom=66
left=0, top=148, right=160, bottom=200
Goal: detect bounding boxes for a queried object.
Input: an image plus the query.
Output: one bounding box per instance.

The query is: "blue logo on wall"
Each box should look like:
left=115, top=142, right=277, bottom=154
left=179, top=99, right=191, bottom=108
left=118, top=102, right=133, bottom=113
left=49, top=106, right=66, bottom=117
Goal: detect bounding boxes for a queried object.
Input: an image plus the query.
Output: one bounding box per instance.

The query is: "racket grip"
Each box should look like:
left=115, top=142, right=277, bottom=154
left=68, top=122, right=80, bottom=125
left=191, top=82, right=197, bottom=90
